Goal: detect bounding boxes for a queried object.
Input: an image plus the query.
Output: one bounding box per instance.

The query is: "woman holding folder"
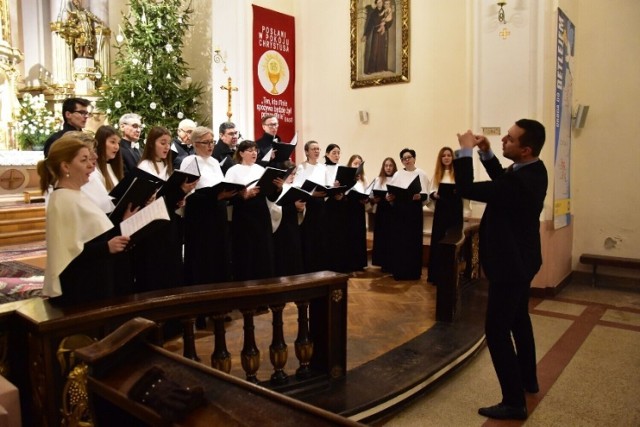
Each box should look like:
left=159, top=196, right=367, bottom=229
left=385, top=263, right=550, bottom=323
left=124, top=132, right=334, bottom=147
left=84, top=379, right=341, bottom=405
left=387, top=148, right=430, bottom=281
left=323, top=144, right=351, bottom=273
left=134, top=126, right=196, bottom=292
left=345, top=154, right=370, bottom=271
left=226, top=140, right=283, bottom=280
left=293, top=141, right=329, bottom=273
left=181, top=127, right=237, bottom=284
left=427, top=146, right=463, bottom=284
left=38, top=136, right=132, bottom=305
left=270, top=162, right=306, bottom=276
left=80, top=126, right=124, bottom=214
left=371, top=157, right=398, bottom=272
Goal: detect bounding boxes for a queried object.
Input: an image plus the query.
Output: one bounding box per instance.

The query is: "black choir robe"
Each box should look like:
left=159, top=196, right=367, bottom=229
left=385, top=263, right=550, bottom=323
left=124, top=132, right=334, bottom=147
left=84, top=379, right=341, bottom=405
left=272, top=202, right=304, bottom=277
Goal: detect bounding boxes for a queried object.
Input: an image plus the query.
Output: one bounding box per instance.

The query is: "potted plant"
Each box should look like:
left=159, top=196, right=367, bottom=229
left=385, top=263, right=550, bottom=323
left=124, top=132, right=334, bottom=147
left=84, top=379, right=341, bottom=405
left=15, top=93, right=62, bottom=151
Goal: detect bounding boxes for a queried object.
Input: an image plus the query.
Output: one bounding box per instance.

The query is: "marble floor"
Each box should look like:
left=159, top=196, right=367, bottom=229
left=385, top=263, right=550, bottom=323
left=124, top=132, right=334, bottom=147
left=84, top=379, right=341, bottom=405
left=381, top=277, right=640, bottom=427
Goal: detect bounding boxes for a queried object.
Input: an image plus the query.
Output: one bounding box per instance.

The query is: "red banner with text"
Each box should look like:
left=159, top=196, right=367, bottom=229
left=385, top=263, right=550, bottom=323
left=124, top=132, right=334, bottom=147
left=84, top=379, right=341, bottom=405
left=252, top=5, right=295, bottom=143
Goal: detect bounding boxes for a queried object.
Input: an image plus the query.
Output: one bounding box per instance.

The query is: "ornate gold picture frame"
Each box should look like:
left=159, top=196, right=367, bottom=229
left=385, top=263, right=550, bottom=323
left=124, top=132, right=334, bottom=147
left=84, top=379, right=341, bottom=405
left=350, top=0, right=409, bottom=89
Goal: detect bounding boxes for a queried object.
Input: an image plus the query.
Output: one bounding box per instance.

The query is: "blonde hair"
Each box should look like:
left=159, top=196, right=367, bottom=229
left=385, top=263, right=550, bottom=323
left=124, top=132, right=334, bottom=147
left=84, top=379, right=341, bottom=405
left=432, top=146, right=455, bottom=188
left=37, top=135, right=88, bottom=194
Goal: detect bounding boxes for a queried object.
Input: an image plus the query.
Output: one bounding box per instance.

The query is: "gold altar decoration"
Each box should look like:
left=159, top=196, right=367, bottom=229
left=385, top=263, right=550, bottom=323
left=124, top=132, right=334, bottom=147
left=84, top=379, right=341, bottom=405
left=54, top=0, right=104, bottom=59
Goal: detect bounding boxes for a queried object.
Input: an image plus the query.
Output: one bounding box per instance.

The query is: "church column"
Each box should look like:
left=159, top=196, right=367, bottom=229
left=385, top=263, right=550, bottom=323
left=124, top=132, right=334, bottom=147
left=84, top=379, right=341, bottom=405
left=89, top=0, right=110, bottom=81
left=19, top=0, right=51, bottom=86
left=49, top=0, right=73, bottom=89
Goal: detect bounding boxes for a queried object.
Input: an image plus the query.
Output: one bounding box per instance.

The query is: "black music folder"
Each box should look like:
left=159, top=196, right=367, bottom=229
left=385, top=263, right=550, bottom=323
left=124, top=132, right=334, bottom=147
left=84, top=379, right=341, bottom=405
left=156, top=159, right=201, bottom=198
left=254, top=166, right=294, bottom=197
left=109, top=177, right=162, bottom=224
left=386, top=175, right=421, bottom=202
left=275, top=186, right=314, bottom=206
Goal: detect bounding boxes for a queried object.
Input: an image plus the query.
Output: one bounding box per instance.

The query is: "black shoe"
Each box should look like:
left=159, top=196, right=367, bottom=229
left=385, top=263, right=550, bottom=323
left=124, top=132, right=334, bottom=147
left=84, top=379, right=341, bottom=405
left=478, top=403, right=528, bottom=420
left=524, top=382, right=539, bottom=393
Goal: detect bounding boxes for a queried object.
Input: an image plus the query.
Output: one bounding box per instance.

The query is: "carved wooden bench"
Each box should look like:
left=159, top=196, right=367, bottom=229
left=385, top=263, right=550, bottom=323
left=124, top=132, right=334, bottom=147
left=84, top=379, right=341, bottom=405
left=579, top=253, right=640, bottom=286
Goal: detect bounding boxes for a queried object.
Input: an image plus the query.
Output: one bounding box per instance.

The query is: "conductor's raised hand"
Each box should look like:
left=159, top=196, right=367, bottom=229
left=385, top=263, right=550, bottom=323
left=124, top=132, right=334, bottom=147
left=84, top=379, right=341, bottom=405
left=475, top=135, right=491, bottom=152
left=457, top=130, right=476, bottom=149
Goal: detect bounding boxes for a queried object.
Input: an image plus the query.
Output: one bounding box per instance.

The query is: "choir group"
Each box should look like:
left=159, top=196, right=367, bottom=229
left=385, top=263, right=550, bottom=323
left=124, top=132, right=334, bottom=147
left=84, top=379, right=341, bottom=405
left=38, top=114, right=463, bottom=306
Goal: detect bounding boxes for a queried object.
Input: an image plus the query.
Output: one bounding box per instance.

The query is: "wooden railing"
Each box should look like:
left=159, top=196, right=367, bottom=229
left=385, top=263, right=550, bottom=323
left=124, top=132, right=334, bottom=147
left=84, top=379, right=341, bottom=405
left=0, top=224, right=481, bottom=426
left=3, top=271, right=349, bottom=427
left=435, top=223, right=481, bottom=322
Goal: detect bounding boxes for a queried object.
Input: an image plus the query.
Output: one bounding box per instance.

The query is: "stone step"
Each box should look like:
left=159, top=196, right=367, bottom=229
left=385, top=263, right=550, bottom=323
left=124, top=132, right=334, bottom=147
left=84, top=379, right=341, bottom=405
left=0, top=216, right=46, bottom=234
left=0, top=229, right=46, bottom=247
left=0, top=206, right=45, bottom=221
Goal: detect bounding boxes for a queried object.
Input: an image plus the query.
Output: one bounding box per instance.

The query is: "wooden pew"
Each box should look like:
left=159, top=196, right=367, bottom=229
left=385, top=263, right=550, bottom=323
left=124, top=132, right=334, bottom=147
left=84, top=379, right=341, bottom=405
left=579, top=253, right=640, bottom=286
left=7, top=271, right=349, bottom=427
left=75, top=317, right=363, bottom=426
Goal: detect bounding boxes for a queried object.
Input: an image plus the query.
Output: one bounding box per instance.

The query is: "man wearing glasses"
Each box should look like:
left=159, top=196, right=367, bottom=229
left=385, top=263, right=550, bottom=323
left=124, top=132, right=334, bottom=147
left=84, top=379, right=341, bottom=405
left=118, top=113, right=143, bottom=177
left=255, top=114, right=281, bottom=168
left=213, top=121, right=239, bottom=175
left=171, top=118, right=196, bottom=170
left=43, top=97, right=91, bottom=156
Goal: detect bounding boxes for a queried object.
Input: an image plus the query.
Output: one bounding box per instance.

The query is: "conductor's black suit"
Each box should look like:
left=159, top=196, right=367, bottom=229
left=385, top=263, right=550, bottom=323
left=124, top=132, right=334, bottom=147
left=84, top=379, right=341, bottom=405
left=454, top=154, right=548, bottom=407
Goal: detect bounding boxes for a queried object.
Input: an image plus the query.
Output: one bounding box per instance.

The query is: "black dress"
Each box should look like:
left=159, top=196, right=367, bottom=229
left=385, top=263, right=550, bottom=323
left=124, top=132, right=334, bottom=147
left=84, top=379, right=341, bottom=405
left=56, top=231, right=116, bottom=305
left=345, top=186, right=368, bottom=271
left=183, top=190, right=232, bottom=285
left=427, top=182, right=463, bottom=283
left=132, top=162, right=186, bottom=293
left=388, top=169, right=429, bottom=281
left=227, top=164, right=275, bottom=281
left=272, top=196, right=304, bottom=276
left=371, top=182, right=394, bottom=271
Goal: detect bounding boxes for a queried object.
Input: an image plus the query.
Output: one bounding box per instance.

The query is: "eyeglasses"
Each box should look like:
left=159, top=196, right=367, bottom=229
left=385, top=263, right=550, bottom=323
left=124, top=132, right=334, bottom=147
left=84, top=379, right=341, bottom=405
left=196, top=140, right=215, bottom=146
left=73, top=110, right=91, bottom=117
left=127, top=123, right=142, bottom=129
left=265, top=122, right=279, bottom=127
left=224, top=131, right=238, bottom=137
left=179, top=129, right=193, bottom=134
left=401, top=155, right=414, bottom=161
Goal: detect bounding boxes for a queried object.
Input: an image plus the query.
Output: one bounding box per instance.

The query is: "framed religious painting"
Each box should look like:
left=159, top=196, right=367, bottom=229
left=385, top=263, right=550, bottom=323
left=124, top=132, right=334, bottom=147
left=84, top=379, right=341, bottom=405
left=350, top=0, right=409, bottom=88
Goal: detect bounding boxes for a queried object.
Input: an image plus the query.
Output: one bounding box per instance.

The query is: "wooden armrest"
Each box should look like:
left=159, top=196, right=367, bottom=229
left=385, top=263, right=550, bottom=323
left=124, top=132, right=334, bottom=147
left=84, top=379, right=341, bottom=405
left=74, top=317, right=158, bottom=364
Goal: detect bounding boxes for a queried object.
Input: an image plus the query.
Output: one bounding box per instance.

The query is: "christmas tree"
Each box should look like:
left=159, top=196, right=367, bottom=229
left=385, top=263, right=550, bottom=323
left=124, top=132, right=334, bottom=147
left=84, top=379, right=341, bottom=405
left=97, top=0, right=205, bottom=132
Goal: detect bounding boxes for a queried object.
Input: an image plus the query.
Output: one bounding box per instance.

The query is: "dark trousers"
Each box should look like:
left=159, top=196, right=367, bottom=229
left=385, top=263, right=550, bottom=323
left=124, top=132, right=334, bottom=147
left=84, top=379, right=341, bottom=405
left=485, top=280, right=537, bottom=406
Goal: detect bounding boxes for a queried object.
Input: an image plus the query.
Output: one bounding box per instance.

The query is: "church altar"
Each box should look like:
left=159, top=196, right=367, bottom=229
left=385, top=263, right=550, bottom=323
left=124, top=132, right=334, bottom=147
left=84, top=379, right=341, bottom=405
left=0, top=150, right=43, bottom=195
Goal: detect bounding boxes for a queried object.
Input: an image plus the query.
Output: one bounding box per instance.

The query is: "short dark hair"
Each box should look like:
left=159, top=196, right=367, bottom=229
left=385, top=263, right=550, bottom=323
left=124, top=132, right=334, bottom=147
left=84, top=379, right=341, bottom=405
left=399, top=148, right=416, bottom=159
left=261, top=114, right=277, bottom=124
left=515, top=119, right=545, bottom=157
left=325, top=143, right=340, bottom=154
left=218, top=121, right=236, bottom=135
left=62, top=97, right=90, bottom=123
left=234, top=140, right=257, bottom=163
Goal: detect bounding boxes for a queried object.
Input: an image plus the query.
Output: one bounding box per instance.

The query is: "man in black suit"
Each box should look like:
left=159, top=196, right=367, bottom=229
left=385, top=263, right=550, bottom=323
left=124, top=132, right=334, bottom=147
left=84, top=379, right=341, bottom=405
left=118, top=113, right=143, bottom=177
left=212, top=121, right=239, bottom=175
left=255, top=114, right=281, bottom=167
left=43, top=97, right=91, bottom=156
left=454, top=119, right=548, bottom=421
left=171, top=118, right=196, bottom=170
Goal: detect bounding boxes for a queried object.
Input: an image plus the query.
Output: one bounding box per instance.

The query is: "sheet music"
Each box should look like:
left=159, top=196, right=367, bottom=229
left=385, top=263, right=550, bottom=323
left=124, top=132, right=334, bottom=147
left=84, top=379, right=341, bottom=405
left=119, top=196, right=170, bottom=237
left=182, top=157, right=200, bottom=176
left=262, top=148, right=273, bottom=162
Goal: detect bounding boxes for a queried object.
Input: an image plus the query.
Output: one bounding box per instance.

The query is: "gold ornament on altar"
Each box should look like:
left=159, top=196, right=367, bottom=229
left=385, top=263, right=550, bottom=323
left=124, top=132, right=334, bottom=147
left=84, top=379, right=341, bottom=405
left=52, top=0, right=104, bottom=59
